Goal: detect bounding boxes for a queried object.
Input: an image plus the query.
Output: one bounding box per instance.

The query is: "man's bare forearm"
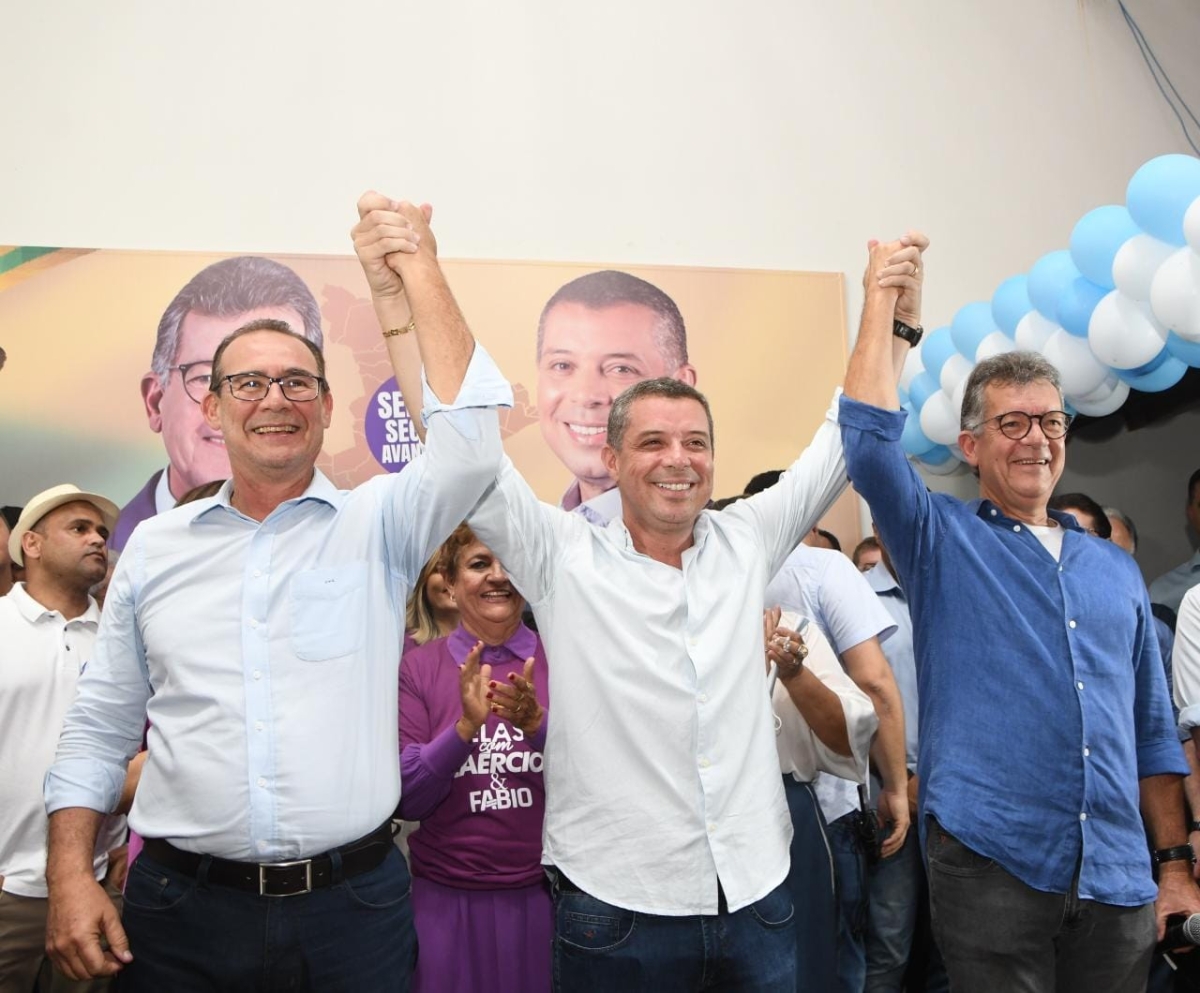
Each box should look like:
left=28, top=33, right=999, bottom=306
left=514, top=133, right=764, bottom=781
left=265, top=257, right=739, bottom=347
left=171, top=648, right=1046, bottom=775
left=47, top=807, right=105, bottom=885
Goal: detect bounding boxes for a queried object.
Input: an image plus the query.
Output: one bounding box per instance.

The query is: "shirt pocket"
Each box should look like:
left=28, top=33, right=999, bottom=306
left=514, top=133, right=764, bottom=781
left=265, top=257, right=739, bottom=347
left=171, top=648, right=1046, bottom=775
left=289, top=563, right=368, bottom=661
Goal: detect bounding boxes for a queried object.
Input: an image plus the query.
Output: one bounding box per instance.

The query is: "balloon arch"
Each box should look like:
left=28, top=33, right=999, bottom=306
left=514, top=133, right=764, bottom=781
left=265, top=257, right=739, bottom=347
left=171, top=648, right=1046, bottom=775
left=901, top=153, right=1200, bottom=475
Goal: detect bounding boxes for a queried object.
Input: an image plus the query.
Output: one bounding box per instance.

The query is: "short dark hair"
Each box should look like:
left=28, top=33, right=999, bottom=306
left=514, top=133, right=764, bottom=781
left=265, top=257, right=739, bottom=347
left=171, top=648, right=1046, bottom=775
left=607, top=378, right=714, bottom=452
left=1189, top=468, right=1200, bottom=503
left=852, top=536, right=881, bottom=569
left=816, top=528, right=842, bottom=552
left=209, top=318, right=327, bottom=389
left=537, top=270, right=688, bottom=369
left=961, top=351, right=1063, bottom=431
left=743, top=470, right=784, bottom=496
left=1049, top=491, right=1112, bottom=539
left=151, top=256, right=323, bottom=385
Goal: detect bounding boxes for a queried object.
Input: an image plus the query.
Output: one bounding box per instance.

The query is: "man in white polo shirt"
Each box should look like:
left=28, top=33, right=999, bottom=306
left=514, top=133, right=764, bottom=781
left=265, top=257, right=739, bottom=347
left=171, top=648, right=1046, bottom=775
left=0, top=485, right=128, bottom=991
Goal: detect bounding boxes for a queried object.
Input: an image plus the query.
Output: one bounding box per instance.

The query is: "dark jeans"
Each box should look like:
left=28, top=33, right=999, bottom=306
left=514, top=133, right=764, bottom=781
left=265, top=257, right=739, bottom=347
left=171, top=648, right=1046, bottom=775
left=781, top=776, right=837, bottom=991
left=827, top=812, right=869, bottom=993
left=114, top=845, right=416, bottom=992
left=549, top=870, right=796, bottom=992
left=925, top=816, right=1155, bottom=993
left=864, top=822, right=948, bottom=993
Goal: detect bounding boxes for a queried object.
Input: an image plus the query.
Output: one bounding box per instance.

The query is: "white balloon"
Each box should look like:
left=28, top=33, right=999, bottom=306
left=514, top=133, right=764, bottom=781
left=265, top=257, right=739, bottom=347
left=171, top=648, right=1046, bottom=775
left=974, top=331, right=1015, bottom=362
left=899, top=348, right=926, bottom=392
left=919, top=390, right=960, bottom=447
left=939, top=353, right=973, bottom=397
left=1112, top=233, right=1175, bottom=301
left=1185, top=196, right=1200, bottom=254
left=1069, top=379, right=1130, bottom=417
left=1014, top=312, right=1059, bottom=352
left=1087, top=290, right=1169, bottom=368
left=1149, top=246, right=1200, bottom=341
left=1042, top=329, right=1111, bottom=398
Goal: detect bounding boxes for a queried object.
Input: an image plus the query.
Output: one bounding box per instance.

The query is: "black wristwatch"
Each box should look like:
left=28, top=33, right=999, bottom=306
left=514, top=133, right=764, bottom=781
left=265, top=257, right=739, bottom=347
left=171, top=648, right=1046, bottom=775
left=1153, top=844, right=1196, bottom=865
left=1190, top=820, right=1200, bottom=833
left=893, top=319, right=924, bottom=347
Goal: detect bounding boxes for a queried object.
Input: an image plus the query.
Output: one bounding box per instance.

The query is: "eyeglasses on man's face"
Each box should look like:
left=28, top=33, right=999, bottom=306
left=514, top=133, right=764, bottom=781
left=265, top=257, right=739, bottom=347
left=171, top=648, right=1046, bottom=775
left=213, top=372, right=326, bottom=402
left=170, top=362, right=214, bottom=404
left=971, top=409, right=1072, bottom=441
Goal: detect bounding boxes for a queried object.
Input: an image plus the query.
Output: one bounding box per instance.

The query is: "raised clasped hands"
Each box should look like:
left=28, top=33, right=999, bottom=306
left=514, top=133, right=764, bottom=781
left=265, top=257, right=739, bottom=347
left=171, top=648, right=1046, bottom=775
left=455, top=641, right=493, bottom=742
left=865, top=230, right=930, bottom=329
left=351, top=191, right=437, bottom=301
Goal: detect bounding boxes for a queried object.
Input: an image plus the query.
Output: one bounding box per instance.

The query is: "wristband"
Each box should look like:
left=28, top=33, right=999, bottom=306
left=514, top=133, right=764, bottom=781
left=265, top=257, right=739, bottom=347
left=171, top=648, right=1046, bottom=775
left=383, top=318, right=416, bottom=338
left=893, top=319, right=924, bottom=347
left=1153, top=844, right=1196, bottom=865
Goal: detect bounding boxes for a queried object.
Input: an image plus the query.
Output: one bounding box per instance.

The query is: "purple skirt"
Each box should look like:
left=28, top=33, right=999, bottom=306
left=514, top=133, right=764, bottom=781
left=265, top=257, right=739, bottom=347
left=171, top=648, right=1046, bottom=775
left=412, top=875, right=553, bottom=993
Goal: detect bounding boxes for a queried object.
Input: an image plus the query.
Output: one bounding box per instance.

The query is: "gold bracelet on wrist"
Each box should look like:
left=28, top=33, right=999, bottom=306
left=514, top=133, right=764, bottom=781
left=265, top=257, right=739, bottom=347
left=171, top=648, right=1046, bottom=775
left=382, top=318, right=416, bottom=338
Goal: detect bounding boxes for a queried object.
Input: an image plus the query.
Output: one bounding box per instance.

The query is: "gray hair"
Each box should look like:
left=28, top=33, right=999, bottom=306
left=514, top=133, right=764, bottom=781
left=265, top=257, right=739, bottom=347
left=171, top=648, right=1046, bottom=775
left=537, top=270, right=689, bottom=370
left=960, top=351, right=1062, bottom=431
left=151, top=256, right=324, bottom=385
left=1103, top=506, right=1138, bottom=552
left=607, top=378, right=714, bottom=451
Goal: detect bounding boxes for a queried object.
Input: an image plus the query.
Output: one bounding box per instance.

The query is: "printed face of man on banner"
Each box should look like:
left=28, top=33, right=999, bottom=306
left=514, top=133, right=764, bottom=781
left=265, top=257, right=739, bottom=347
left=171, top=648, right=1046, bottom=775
left=535, top=270, right=697, bottom=506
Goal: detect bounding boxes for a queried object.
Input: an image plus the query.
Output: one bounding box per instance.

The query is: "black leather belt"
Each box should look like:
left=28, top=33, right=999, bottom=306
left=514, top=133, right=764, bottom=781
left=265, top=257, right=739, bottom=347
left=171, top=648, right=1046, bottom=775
left=141, top=822, right=393, bottom=897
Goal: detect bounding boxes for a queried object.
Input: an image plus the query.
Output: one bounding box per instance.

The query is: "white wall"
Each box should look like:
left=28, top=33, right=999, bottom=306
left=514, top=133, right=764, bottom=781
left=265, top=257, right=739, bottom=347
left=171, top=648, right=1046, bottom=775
left=3, top=0, right=1198, bottom=561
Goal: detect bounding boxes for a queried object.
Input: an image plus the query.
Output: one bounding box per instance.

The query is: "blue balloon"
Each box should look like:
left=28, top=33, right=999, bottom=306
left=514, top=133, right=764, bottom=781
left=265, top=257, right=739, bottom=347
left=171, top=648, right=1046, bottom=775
left=917, top=445, right=953, bottom=466
left=1121, top=347, right=1171, bottom=378
left=919, top=326, right=957, bottom=380
left=951, top=302, right=997, bottom=359
left=1069, top=205, right=1141, bottom=289
left=1126, top=154, right=1200, bottom=246
left=1166, top=332, right=1200, bottom=368
left=907, top=371, right=940, bottom=412
left=992, top=275, right=1032, bottom=335
left=1056, top=276, right=1108, bottom=338
left=1027, top=251, right=1081, bottom=320
left=901, top=403, right=937, bottom=457
left=1116, top=355, right=1188, bottom=392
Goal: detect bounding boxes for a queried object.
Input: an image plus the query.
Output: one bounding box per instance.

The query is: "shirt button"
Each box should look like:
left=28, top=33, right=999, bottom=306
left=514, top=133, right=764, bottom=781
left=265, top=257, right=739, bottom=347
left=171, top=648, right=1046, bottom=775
left=255, top=721, right=264, bottom=732
left=253, top=670, right=262, bottom=680
left=1059, top=566, right=1064, bottom=573
left=257, top=840, right=269, bottom=852
left=698, top=693, right=709, bottom=703
left=257, top=777, right=267, bottom=788
left=700, top=757, right=710, bottom=768
left=253, top=569, right=262, bottom=578
left=1013, top=525, right=1021, bottom=532
left=250, top=619, right=258, bottom=629
left=707, top=823, right=716, bottom=834
left=1077, top=681, right=1084, bottom=690
left=688, top=637, right=698, bottom=647
left=1068, top=620, right=1077, bottom=629
left=1079, top=812, right=1088, bottom=822
left=1083, top=747, right=1090, bottom=757
left=990, top=509, right=998, bottom=516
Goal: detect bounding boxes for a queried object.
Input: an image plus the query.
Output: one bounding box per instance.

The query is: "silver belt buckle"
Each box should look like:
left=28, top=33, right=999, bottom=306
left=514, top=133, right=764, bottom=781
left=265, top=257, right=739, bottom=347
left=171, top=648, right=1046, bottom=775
left=259, top=858, right=313, bottom=897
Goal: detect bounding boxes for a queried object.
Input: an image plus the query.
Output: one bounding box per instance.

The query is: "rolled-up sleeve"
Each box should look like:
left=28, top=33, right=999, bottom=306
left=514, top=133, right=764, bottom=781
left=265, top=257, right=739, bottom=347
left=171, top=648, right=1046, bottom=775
left=46, top=547, right=151, bottom=815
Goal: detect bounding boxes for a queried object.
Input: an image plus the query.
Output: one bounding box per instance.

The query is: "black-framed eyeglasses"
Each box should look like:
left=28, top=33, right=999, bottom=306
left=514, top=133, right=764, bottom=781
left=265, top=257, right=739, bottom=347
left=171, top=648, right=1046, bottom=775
left=170, top=362, right=214, bottom=403
left=970, top=409, right=1072, bottom=441
left=215, top=372, right=326, bottom=402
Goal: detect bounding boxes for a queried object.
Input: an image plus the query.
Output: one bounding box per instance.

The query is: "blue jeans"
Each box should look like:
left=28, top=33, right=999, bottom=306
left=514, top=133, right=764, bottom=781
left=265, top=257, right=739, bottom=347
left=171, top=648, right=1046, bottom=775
left=781, top=776, right=837, bottom=991
left=864, top=824, right=947, bottom=993
left=115, top=845, right=416, bottom=992
left=827, top=812, right=868, bottom=993
left=549, top=871, right=796, bottom=992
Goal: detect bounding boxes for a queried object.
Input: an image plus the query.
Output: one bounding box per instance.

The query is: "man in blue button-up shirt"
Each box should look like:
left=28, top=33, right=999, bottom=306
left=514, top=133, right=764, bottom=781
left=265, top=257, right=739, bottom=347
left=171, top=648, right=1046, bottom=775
left=840, top=234, right=1200, bottom=992
left=42, top=195, right=513, bottom=991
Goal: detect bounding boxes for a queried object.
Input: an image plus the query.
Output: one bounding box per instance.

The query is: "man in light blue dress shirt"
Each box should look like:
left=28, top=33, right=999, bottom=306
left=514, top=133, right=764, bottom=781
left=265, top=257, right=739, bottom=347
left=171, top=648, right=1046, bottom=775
left=43, top=196, right=512, bottom=991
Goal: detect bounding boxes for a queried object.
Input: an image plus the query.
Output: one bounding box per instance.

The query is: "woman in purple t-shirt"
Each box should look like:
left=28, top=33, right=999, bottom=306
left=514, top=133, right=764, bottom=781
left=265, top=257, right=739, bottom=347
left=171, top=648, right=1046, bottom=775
left=398, top=523, right=551, bottom=993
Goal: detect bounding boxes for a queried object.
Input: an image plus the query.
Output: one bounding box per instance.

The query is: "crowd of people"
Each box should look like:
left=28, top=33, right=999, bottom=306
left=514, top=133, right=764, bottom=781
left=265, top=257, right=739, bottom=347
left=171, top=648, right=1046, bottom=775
left=2, top=194, right=1200, bottom=993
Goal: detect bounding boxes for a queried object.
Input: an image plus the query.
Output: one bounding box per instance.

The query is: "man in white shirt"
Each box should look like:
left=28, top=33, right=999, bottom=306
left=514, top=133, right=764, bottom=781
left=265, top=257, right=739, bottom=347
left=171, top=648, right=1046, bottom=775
left=467, top=235, right=923, bottom=990
left=43, top=197, right=512, bottom=991
left=0, top=484, right=127, bottom=992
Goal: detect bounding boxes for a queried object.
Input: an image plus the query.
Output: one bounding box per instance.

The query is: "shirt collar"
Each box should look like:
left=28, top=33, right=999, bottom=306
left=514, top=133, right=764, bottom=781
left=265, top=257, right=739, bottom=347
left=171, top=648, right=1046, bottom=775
left=865, top=561, right=903, bottom=597
left=561, top=481, right=625, bottom=526
left=447, top=621, right=538, bottom=665
left=971, top=499, right=1083, bottom=533
left=8, top=582, right=101, bottom=626
left=154, top=466, right=177, bottom=515
left=191, top=470, right=342, bottom=525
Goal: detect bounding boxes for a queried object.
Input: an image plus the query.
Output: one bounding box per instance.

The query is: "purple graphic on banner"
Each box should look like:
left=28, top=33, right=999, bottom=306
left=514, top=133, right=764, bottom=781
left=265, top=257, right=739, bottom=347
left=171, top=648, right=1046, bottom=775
left=365, top=377, right=424, bottom=472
